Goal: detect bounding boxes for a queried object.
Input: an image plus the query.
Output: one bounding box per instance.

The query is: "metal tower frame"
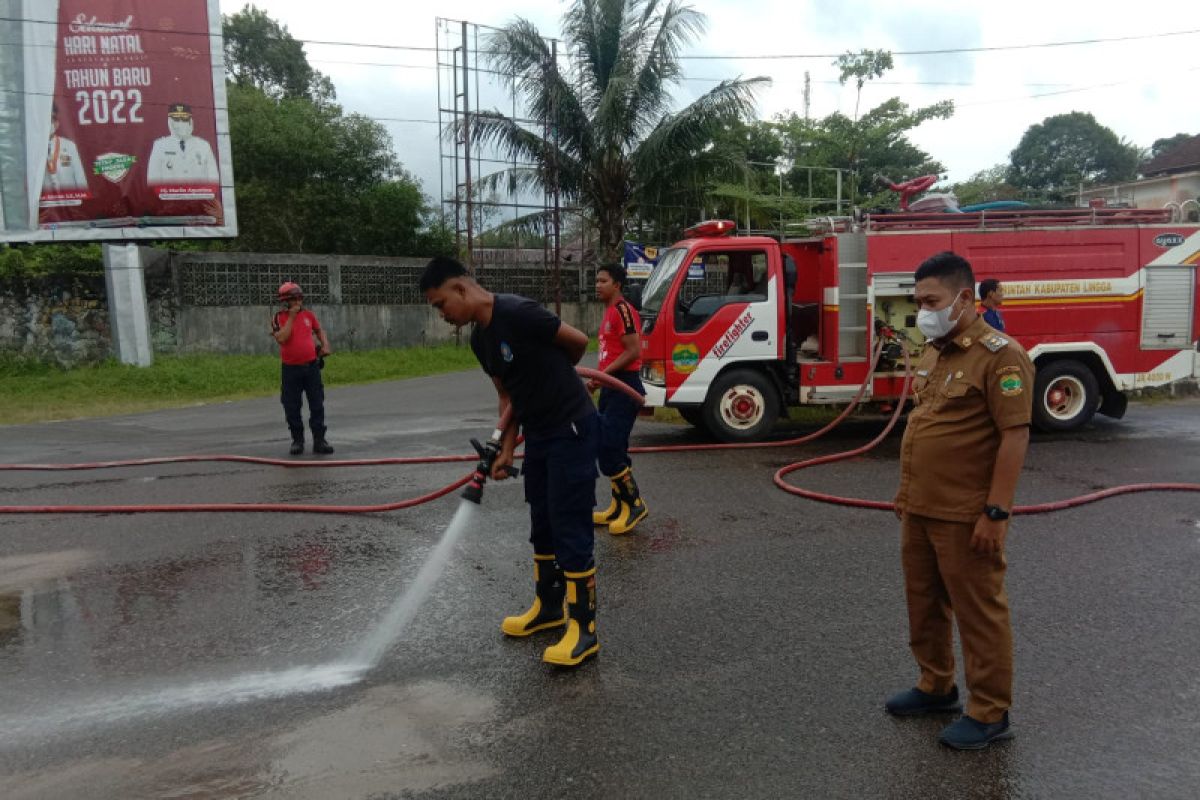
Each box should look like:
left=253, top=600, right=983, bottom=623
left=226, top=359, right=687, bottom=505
left=435, top=18, right=576, bottom=312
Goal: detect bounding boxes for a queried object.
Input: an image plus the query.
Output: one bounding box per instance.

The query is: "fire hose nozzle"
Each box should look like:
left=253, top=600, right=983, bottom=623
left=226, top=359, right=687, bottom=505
left=460, top=438, right=495, bottom=504
left=461, top=436, right=518, bottom=504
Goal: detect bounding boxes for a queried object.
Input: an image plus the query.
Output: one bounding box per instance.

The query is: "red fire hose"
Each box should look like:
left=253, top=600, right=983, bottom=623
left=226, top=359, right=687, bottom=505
left=0, top=368, right=643, bottom=515
left=2, top=354, right=1197, bottom=515
left=772, top=346, right=1200, bottom=513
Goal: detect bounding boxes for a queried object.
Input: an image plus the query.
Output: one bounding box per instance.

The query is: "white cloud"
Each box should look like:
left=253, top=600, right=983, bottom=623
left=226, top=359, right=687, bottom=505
left=222, top=0, right=1200, bottom=197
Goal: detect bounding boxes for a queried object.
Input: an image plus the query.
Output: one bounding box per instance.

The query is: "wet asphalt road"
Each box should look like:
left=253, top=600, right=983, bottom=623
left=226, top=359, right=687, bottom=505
left=0, top=370, right=1198, bottom=799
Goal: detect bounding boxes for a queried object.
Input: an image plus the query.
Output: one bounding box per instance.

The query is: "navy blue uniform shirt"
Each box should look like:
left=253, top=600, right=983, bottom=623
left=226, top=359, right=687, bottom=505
left=470, top=294, right=594, bottom=435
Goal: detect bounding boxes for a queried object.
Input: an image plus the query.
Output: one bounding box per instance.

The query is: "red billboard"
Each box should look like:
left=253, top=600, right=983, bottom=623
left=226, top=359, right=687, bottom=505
left=0, top=0, right=236, bottom=242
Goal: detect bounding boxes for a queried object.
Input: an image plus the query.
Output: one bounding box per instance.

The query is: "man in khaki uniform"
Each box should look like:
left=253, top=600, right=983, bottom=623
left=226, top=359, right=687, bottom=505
left=886, top=251, right=1033, bottom=750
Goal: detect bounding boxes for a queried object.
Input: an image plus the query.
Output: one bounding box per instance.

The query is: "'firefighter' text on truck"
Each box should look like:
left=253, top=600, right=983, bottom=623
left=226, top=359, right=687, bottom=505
left=636, top=211, right=1200, bottom=442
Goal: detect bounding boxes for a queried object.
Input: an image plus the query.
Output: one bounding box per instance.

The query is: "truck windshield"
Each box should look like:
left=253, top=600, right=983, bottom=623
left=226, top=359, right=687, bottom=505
left=639, top=247, right=687, bottom=316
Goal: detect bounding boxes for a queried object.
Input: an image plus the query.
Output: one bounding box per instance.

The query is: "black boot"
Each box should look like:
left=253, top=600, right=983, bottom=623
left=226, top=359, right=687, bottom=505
left=607, top=467, right=648, bottom=535
left=311, top=426, right=334, bottom=454
left=501, top=555, right=567, bottom=637
left=289, top=429, right=304, bottom=456
left=543, top=567, right=598, bottom=666
left=592, top=476, right=620, bottom=526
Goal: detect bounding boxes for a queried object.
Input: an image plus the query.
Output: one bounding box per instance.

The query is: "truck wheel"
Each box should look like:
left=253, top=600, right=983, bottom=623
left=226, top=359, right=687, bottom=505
left=1033, top=360, right=1099, bottom=431
left=677, top=406, right=708, bottom=431
left=703, top=369, right=779, bottom=443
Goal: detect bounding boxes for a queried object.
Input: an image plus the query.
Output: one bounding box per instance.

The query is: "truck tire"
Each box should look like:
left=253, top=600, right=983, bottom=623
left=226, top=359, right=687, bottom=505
left=677, top=406, right=708, bottom=431
left=1033, top=360, right=1099, bottom=431
left=702, top=368, right=780, bottom=443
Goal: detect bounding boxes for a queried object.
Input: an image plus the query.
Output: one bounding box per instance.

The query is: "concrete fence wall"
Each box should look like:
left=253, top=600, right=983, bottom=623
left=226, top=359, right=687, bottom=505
left=0, top=249, right=604, bottom=365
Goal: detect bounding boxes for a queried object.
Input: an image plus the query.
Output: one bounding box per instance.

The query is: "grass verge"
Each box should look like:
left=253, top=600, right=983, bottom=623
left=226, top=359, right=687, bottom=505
left=0, top=344, right=481, bottom=425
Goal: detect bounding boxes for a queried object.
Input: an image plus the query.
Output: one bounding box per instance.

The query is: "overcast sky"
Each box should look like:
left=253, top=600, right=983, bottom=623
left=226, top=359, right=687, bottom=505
left=230, top=0, right=1200, bottom=208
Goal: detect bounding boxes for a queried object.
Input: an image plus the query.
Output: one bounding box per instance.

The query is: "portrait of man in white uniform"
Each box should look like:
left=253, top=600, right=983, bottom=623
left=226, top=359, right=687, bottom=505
left=146, top=103, right=219, bottom=186
left=43, top=103, right=89, bottom=194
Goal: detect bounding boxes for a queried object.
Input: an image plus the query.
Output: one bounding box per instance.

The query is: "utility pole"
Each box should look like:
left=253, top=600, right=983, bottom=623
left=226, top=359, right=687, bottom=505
left=550, top=39, right=562, bottom=316
left=803, top=71, right=811, bottom=122
left=461, top=21, right=473, bottom=269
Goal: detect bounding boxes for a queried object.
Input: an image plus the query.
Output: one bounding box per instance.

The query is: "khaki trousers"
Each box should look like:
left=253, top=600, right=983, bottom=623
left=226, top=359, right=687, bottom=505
left=901, top=512, right=1013, bottom=723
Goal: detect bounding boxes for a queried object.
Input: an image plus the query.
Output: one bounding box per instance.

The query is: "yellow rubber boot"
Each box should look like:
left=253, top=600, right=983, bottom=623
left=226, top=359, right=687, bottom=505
left=500, top=555, right=566, bottom=637
left=542, top=568, right=599, bottom=666
left=592, top=477, right=620, bottom=526
left=607, top=467, right=648, bottom=535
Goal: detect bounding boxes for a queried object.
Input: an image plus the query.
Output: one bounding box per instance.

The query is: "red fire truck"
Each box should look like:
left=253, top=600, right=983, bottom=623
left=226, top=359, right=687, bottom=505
left=635, top=210, right=1200, bottom=441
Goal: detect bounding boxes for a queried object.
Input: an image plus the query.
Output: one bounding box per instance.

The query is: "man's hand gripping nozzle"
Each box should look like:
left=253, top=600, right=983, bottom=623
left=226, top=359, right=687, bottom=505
left=461, top=428, right=519, bottom=504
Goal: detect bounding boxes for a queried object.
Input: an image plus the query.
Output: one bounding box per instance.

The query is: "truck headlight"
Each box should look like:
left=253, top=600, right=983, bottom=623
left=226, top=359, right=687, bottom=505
left=641, top=360, right=666, bottom=385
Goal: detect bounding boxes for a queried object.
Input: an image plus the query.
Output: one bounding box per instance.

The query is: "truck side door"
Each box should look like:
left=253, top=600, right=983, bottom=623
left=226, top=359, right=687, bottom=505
left=664, top=244, right=780, bottom=404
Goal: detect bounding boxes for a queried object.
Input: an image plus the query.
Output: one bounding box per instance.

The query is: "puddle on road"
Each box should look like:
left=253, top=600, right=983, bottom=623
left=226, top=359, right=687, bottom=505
left=0, top=549, right=95, bottom=644
left=0, top=550, right=95, bottom=593
left=259, top=681, right=497, bottom=798
left=0, top=681, right=497, bottom=800
left=0, top=506, right=476, bottom=741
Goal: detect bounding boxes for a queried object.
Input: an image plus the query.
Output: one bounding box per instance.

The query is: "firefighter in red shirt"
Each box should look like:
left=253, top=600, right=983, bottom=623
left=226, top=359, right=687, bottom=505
left=590, top=264, right=648, bottom=534
left=272, top=282, right=334, bottom=455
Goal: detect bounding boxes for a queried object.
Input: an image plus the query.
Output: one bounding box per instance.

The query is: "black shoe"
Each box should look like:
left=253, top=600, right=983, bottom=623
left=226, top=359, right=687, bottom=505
left=885, top=686, right=962, bottom=716
left=289, top=440, right=304, bottom=455
left=939, top=713, right=1014, bottom=750
left=312, top=439, right=334, bottom=454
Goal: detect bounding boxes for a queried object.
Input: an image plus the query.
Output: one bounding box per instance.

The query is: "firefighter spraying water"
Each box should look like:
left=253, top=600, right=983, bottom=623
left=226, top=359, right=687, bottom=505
left=420, top=256, right=604, bottom=667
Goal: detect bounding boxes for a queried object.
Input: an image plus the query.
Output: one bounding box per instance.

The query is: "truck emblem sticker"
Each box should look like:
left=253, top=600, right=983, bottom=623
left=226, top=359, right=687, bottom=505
left=999, top=374, right=1023, bottom=396
left=712, top=311, right=754, bottom=358
left=1153, top=233, right=1185, bottom=248
left=672, top=343, right=700, bottom=374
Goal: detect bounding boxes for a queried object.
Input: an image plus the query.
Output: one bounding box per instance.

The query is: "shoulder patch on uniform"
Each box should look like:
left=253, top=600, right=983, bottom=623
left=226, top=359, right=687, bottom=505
left=999, top=373, right=1023, bottom=396
left=982, top=334, right=1009, bottom=352
left=996, top=364, right=1020, bottom=375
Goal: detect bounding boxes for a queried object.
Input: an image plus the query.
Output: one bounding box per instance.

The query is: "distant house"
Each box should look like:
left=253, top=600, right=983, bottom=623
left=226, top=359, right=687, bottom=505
left=1075, top=134, right=1200, bottom=219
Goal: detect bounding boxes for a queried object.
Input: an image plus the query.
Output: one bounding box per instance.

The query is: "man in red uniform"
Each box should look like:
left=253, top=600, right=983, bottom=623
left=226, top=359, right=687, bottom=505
left=590, top=264, right=648, bottom=534
left=272, top=282, right=334, bottom=455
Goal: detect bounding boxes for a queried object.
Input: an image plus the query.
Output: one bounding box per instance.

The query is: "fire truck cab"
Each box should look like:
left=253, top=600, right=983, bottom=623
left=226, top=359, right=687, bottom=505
left=637, top=213, right=1200, bottom=442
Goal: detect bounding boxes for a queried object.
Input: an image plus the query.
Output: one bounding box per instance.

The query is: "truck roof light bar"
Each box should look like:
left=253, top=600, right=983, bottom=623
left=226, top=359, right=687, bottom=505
left=684, top=219, right=737, bottom=239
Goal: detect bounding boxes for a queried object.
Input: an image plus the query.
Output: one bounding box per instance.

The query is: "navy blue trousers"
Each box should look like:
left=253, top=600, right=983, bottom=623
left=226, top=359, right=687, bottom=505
left=522, top=412, right=599, bottom=573
left=597, top=372, right=644, bottom=476
left=281, top=361, right=326, bottom=438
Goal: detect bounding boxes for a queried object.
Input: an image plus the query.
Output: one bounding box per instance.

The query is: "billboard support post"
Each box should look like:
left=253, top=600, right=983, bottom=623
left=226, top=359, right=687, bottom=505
left=103, top=243, right=153, bottom=367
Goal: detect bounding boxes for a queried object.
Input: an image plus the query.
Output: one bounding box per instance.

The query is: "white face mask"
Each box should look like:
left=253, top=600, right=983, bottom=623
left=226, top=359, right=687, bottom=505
left=917, top=292, right=967, bottom=340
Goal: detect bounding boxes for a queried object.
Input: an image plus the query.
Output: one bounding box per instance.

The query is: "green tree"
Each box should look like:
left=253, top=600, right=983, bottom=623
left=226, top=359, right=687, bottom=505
left=223, top=4, right=333, bottom=103
left=769, top=50, right=952, bottom=210
left=226, top=84, right=437, bottom=254
left=1008, top=112, right=1141, bottom=201
left=835, top=49, right=894, bottom=122
left=638, top=117, right=786, bottom=240
left=950, top=164, right=1021, bottom=207
left=472, top=0, right=767, bottom=264
left=776, top=96, right=952, bottom=211
left=1147, top=132, right=1194, bottom=162
left=221, top=7, right=443, bottom=256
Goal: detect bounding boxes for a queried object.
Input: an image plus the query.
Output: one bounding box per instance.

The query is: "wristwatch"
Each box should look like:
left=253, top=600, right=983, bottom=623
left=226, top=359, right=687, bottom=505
left=983, top=504, right=1010, bottom=521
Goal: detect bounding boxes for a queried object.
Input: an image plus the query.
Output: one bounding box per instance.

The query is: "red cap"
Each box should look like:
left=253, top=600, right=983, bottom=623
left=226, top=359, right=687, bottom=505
left=277, top=282, right=303, bottom=301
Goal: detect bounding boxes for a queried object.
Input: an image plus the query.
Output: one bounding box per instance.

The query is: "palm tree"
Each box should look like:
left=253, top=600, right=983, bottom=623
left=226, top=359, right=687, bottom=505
left=469, top=0, right=768, bottom=264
